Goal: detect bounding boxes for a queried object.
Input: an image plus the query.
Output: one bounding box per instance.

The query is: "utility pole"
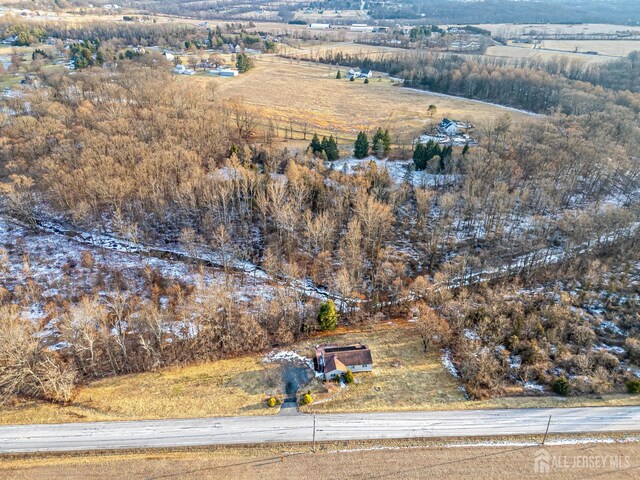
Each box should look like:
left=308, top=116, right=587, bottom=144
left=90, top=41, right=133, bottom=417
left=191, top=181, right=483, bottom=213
left=312, top=414, right=316, bottom=452
left=542, top=415, right=552, bottom=445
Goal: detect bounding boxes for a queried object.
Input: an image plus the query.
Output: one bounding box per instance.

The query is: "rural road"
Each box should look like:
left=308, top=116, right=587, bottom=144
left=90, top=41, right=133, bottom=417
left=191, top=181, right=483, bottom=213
left=1, top=407, right=639, bottom=454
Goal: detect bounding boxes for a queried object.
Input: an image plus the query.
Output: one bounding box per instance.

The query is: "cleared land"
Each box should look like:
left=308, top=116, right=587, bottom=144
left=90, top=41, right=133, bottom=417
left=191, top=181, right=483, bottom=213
left=539, top=39, right=640, bottom=57
left=1, top=440, right=638, bottom=479
left=186, top=54, right=532, bottom=152
left=0, top=357, right=281, bottom=424
left=485, top=44, right=614, bottom=63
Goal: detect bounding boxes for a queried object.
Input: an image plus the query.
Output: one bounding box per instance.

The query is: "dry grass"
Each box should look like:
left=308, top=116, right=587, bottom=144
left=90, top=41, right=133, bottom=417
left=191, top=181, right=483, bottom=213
left=485, top=44, right=613, bottom=63
left=297, top=322, right=466, bottom=413
left=0, top=356, right=282, bottom=425
left=185, top=54, right=530, bottom=153
left=1, top=440, right=638, bottom=479
left=298, top=321, right=640, bottom=414
left=539, top=40, right=640, bottom=57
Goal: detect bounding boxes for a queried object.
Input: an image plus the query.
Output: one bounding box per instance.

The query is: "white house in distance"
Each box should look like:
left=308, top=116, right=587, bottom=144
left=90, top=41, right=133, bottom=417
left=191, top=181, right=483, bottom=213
left=309, top=23, right=331, bottom=30
left=315, top=344, right=373, bottom=380
left=163, top=51, right=175, bottom=62
left=438, top=118, right=459, bottom=135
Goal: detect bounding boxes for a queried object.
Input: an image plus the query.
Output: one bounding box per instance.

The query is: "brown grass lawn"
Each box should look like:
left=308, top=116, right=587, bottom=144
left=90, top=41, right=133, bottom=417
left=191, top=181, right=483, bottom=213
left=1, top=440, right=638, bottom=479
left=0, top=356, right=282, bottom=425
left=183, top=54, right=532, bottom=154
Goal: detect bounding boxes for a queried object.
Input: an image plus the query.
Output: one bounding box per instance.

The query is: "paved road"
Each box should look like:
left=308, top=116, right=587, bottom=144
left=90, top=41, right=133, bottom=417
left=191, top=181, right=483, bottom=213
left=1, top=407, right=639, bottom=454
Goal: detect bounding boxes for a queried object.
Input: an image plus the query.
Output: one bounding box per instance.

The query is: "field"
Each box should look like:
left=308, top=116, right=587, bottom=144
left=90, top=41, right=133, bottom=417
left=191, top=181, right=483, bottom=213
left=539, top=40, right=640, bottom=57
left=184, top=53, right=533, bottom=153
left=1, top=439, right=638, bottom=479
left=472, top=23, right=640, bottom=37
left=485, top=44, right=614, bottom=63
left=0, top=356, right=281, bottom=424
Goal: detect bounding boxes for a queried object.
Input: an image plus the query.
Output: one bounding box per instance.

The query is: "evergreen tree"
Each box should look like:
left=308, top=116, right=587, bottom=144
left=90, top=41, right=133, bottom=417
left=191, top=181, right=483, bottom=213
left=235, top=53, right=254, bottom=73
left=317, top=300, right=338, bottom=331
left=354, top=131, right=369, bottom=159
left=364, top=78, right=369, bottom=84
left=310, top=134, right=322, bottom=155
left=321, top=136, right=329, bottom=154
left=462, top=143, right=470, bottom=157
left=382, top=129, right=392, bottom=155
left=326, top=135, right=340, bottom=161
left=413, top=140, right=441, bottom=171
left=336, top=69, right=342, bottom=79
left=349, top=76, right=355, bottom=82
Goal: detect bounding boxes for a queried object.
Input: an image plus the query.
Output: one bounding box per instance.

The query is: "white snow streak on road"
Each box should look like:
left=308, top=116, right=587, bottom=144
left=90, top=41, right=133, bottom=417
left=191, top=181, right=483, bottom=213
left=1, top=407, right=639, bottom=453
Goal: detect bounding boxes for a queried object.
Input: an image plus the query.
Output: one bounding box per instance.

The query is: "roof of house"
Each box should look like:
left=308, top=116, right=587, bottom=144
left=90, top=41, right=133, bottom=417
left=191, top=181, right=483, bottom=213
left=317, top=344, right=373, bottom=372
left=440, top=118, right=455, bottom=127
left=324, top=355, right=347, bottom=373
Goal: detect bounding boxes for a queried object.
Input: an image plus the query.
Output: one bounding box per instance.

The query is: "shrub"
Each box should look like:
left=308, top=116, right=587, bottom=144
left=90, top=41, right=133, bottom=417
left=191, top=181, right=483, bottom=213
left=627, top=380, right=640, bottom=394
left=553, top=376, right=570, bottom=396
left=267, top=396, right=279, bottom=407
left=364, top=78, right=369, bottom=84
left=300, top=393, right=313, bottom=405
left=343, top=369, right=354, bottom=384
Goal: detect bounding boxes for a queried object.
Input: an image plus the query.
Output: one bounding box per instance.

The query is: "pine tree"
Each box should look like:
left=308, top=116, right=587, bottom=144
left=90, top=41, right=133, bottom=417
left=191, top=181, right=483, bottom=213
left=382, top=129, right=392, bottom=155
left=349, top=76, right=355, bottom=82
left=321, top=136, right=329, bottom=154
left=372, top=128, right=389, bottom=158
left=336, top=70, right=342, bottom=79
left=310, top=134, right=322, bottom=155
left=326, top=135, right=340, bottom=161
left=354, top=131, right=369, bottom=159
left=317, top=300, right=338, bottom=331
left=364, top=78, right=369, bottom=84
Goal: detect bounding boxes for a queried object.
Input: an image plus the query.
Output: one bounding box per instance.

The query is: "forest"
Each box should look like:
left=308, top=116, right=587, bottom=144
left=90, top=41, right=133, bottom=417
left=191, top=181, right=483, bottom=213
left=0, top=31, right=639, bottom=405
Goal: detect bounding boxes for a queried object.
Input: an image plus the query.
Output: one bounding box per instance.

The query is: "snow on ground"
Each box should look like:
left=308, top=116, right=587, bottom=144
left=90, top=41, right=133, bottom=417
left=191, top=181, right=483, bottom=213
left=523, top=381, right=545, bottom=392
left=329, top=157, right=459, bottom=187
left=0, top=216, right=275, bottom=321
left=441, top=349, right=460, bottom=378
left=263, top=349, right=322, bottom=377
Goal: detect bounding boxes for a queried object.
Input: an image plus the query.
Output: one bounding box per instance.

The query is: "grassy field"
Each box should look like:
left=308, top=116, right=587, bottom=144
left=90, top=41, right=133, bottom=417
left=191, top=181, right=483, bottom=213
left=184, top=53, right=532, bottom=153
left=0, top=356, right=282, bottom=425
left=539, top=40, right=640, bottom=57
left=1, top=439, right=638, bottom=479
left=485, top=44, right=613, bottom=63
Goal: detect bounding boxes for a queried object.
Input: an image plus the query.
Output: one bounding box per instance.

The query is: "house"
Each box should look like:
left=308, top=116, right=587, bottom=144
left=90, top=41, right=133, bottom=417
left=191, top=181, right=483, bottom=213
left=163, top=52, right=175, bottom=62
left=315, top=344, right=373, bottom=380
left=358, top=69, right=372, bottom=78
left=438, top=118, right=458, bottom=135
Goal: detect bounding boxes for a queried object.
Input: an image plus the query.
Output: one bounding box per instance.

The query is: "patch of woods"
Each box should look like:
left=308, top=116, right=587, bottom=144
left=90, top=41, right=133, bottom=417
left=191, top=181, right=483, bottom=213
left=0, top=50, right=639, bottom=403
